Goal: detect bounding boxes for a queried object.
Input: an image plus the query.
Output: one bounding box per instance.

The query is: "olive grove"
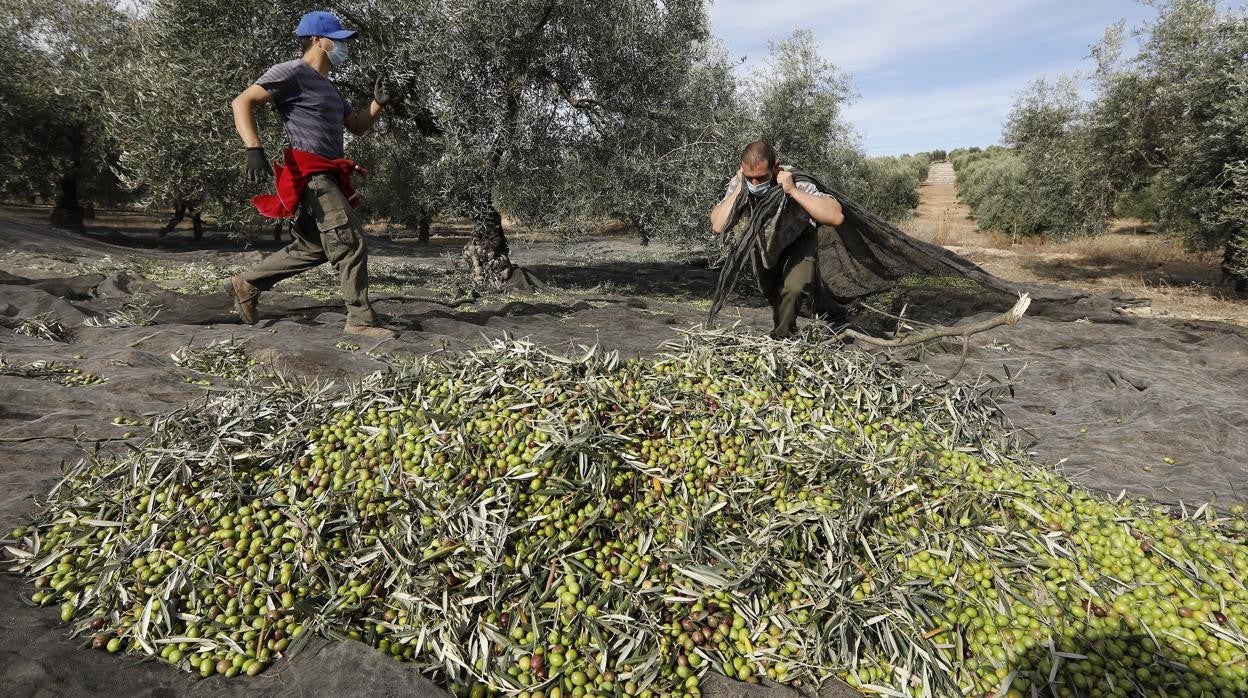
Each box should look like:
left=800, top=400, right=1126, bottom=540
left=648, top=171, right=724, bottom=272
left=1, top=0, right=131, bottom=230
left=1, top=1, right=931, bottom=288
left=362, top=0, right=742, bottom=287
left=99, top=0, right=309, bottom=231
left=954, top=0, right=1248, bottom=287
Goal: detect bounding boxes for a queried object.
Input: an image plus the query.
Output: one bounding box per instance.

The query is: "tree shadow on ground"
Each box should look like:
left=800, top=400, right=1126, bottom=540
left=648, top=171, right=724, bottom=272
left=191, top=296, right=594, bottom=333
left=987, top=605, right=1248, bottom=697
left=523, top=260, right=723, bottom=301
left=1020, top=256, right=1222, bottom=289
left=78, top=224, right=475, bottom=260
left=362, top=234, right=472, bottom=259
left=380, top=300, right=595, bottom=331
left=76, top=226, right=288, bottom=254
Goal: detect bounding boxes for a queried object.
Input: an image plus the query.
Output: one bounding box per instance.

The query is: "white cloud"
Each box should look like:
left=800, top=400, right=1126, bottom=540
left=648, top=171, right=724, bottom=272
left=705, top=2, right=1210, bottom=155
left=845, top=79, right=1019, bottom=155
left=709, top=0, right=1043, bottom=72
left=844, top=59, right=1086, bottom=155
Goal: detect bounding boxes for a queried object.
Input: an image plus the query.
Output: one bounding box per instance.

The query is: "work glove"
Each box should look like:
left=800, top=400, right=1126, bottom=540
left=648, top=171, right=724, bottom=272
left=374, top=76, right=393, bottom=108
left=245, top=147, right=273, bottom=183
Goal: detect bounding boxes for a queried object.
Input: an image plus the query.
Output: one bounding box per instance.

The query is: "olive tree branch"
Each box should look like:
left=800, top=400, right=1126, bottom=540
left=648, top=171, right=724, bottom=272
left=546, top=73, right=606, bottom=132
left=837, top=294, right=1031, bottom=348
left=835, top=294, right=1032, bottom=382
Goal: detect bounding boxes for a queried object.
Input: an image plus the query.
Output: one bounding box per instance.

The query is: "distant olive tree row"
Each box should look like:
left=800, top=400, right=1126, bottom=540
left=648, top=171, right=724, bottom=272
left=1, top=1, right=933, bottom=286
left=951, top=0, right=1248, bottom=284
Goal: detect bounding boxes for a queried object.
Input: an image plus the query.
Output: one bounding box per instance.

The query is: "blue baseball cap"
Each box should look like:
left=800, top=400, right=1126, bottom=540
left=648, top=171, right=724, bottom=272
left=295, top=11, right=357, bottom=39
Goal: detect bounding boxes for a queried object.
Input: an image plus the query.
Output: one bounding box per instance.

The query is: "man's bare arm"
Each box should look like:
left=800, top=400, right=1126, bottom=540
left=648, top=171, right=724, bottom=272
left=231, top=84, right=273, bottom=148
left=778, top=171, right=844, bottom=226
left=344, top=100, right=383, bottom=136
left=709, top=170, right=742, bottom=234
left=788, top=188, right=844, bottom=226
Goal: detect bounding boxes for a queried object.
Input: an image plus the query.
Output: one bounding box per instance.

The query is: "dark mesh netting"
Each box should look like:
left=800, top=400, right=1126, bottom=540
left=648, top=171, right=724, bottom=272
left=709, top=169, right=1018, bottom=324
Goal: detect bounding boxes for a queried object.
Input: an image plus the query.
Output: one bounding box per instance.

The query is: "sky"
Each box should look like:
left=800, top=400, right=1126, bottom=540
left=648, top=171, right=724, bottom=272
left=708, top=0, right=1244, bottom=156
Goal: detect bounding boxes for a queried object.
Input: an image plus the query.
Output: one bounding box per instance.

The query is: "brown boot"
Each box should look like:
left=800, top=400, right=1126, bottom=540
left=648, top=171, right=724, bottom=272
left=344, top=323, right=397, bottom=339
left=222, top=276, right=261, bottom=325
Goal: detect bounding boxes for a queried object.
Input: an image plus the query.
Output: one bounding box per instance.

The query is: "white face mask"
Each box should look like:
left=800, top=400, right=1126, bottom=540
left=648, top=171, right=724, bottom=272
left=746, top=180, right=772, bottom=196
left=321, top=39, right=349, bottom=68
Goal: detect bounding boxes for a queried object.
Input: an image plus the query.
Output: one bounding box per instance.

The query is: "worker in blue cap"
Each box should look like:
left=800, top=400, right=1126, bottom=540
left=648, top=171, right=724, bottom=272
left=224, top=10, right=398, bottom=339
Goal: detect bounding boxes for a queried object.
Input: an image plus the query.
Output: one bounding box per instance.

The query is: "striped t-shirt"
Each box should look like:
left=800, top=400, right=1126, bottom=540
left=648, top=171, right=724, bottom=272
left=255, top=60, right=354, bottom=159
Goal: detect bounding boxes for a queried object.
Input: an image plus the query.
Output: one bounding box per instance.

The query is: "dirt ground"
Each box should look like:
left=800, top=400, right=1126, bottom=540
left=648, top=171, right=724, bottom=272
left=1, top=171, right=1246, bottom=697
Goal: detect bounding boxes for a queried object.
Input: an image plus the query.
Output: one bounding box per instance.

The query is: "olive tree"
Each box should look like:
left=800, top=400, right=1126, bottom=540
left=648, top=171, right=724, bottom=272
left=353, top=0, right=741, bottom=287
left=506, top=41, right=743, bottom=246
left=954, top=148, right=1036, bottom=236
left=1219, top=158, right=1248, bottom=289
left=1004, top=76, right=1114, bottom=237
left=953, top=75, right=1118, bottom=240
left=347, top=128, right=442, bottom=242
left=1087, top=0, right=1248, bottom=284
left=102, top=1, right=322, bottom=231
left=0, top=7, right=49, bottom=201
left=743, top=30, right=865, bottom=195
left=97, top=0, right=448, bottom=237
left=958, top=0, right=1247, bottom=275
left=738, top=30, right=925, bottom=222
left=1, top=0, right=131, bottom=229
left=855, top=154, right=930, bottom=223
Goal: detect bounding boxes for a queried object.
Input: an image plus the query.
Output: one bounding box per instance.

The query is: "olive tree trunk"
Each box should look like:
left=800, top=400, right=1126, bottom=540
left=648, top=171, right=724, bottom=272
left=463, top=204, right=518, bottom=289
left=460, top=82, right=546, bottom=291
left=633, top=215, right=652, bottom=247
left=417, top=207, right=432, bottom=243
left=1223, top=233, right=1248, bottom=294
left=462, top=200, right=544, bottom=292
left=50, top=132, right=86, bottom=232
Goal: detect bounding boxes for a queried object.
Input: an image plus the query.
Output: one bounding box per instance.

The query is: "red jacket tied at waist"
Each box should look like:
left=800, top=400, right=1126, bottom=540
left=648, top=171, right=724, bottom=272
left=251, top=149, right=367, bottom=219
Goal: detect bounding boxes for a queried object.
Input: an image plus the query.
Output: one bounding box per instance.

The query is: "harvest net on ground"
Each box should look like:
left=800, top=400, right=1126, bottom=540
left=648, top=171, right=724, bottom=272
left=5, top=328, right=1248, bottom=697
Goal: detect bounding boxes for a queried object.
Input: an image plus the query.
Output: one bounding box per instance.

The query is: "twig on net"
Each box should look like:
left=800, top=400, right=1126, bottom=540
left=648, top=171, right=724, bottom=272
left=838, top=294, right=1030, bottom=349
left=857, top=301, right=938, bottom=332
left=842, top=294, right=1031, bottom=382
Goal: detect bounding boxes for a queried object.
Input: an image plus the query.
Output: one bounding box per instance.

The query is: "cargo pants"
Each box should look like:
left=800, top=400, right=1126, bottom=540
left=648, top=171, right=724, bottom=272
left=241, top=173, right=377, bottom=327
left=754, top=231, right=817, bottom=339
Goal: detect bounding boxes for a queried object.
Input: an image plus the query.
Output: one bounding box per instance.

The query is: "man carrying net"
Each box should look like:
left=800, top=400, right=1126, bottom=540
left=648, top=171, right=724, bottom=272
left=709, top=141, right=1016, bottom=338
left=710, top=141, right=844, bottom=338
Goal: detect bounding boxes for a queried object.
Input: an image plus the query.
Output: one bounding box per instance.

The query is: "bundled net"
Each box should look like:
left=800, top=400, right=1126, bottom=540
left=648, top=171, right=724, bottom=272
left=708, top=169, right=1019, bottom=325
left=6, top=328, right=1248, bottom=697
